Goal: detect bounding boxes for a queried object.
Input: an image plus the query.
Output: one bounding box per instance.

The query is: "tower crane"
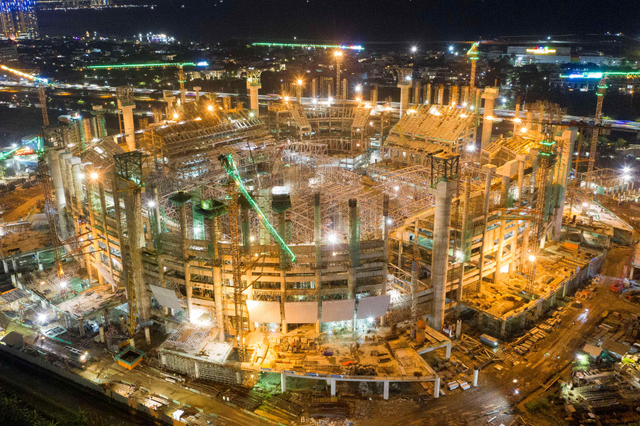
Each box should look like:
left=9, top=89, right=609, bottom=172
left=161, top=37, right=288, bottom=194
left=219, top=153, right=295, bottom=360
left=587, top=78, right=607, bottom=174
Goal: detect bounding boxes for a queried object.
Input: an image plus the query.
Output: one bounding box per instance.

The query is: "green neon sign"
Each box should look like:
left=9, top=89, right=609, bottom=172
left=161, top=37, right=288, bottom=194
left=86, top=62, right=197, bottom=69
left=252, top=42, right=363, bottom=51
left=220, top=154, right=296, bottom=263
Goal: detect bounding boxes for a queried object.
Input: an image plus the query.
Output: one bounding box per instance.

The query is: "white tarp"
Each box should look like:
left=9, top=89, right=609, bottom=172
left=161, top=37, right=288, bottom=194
left=322, top=299, right=355, bottom=322
left=149, top=285, right=183, bottom=312
left=246, top=300, right=281, bottom=323
left=284, top=302, right=318, bottom=324
left=356, top=295, right=391, bottom=319
left=95, top=263, right=117, bottom=288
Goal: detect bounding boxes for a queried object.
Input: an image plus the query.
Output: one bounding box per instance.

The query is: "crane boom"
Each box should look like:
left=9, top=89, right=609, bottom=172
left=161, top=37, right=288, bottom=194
left=219, top=154, right=296, bottom=263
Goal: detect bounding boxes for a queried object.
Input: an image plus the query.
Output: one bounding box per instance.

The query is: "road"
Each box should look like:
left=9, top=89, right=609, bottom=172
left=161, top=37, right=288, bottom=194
left=1, top=79, right=640, bottom=134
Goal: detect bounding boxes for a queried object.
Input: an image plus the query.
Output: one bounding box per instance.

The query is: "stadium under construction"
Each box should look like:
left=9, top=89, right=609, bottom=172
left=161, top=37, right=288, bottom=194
left=0, top=61, right=629, bottom=405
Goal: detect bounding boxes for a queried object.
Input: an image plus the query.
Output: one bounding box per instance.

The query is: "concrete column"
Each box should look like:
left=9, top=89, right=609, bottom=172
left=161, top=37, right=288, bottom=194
left=383, top=381, right=390, bottom=400
left=194, top=361, right=200, bottom=379
left=399, top=86, right=410, bottom=116
left=411, top=260, right=418, bottom=321
left=71, top=158, right=84, bottom=210
left=433, top=377, right=440, bottom=398
left=60, top=153, right=73, bottom=204
left=330, top=378, right=337, bottom=396
left=429, top=179, right=458, bottom=331
left=371, top=84, right=379, bottom=104
left=348, top=199, right=360, bottom=300
left=311, top=78, right=317, bottom=99
left=99, top=324, right=105, bottom=343
left=535, top=301, right=542, bottom=318
left=193, top=86, right=201, bottom=101
left=179, top=203, right=188, bottom=257
left=481, top=87, right=499, bottom=152
left=501, top=174, right=511, bottom=208
left=456, top=319, right=462, bottom=339
left=478, top=165, right=496, bottom=293
left=473, top=368, right=479, bottom=387
left=98, top=183, right=115, bottom=290
left=529, top=149, right=539, bottom=206
left=425, top=83, right=431, bottom=105
left=49, top=150, right=67, bottom=233
left=500, top=319, right=507, bottom=339
left=314, top=193, right=323, bottom=330
left=413, top=83, right=421, bottom=105
left=382, top=195, right=389, bottom=295
left=281, top=373, right=287, bottom=393
left=457, top=177, right=471, bottom=316
left=120, top=105, right=136, bottom=151
left=123, top=187, right=150, bottom=327
left=495, top=219, right=506, bottom=283
left=342, top=78, right=348, bottom=100
left=78, top=318, right=85, bottom=337
left=186, top=266, right=193, bottom=322
left=445, top=343, right=451, bottom=359
left=437, top=84, right=444, bottom=105
left=211, top=216, right=225, bottom=340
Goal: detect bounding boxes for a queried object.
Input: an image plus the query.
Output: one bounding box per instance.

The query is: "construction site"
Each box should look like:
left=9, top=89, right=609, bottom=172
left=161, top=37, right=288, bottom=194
left=0, top=45, right=637, bottom=424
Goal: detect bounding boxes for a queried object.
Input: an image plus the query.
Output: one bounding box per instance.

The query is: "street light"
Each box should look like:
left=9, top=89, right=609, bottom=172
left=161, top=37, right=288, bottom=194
left=411, top=46, right=418, bottom=53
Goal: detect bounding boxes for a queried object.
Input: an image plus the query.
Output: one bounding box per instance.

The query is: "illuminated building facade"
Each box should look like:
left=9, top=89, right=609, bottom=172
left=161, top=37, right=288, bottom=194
left=0, top=0, right=38, bottom=39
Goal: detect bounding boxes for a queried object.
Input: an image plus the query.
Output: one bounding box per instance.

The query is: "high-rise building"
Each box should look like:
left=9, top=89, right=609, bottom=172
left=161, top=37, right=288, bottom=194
left=0, top=0, right=38, bottom=39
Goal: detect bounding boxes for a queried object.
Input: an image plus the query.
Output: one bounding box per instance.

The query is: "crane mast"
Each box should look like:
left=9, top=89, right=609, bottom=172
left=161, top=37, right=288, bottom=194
left=587, top=78, right=607, bottom=174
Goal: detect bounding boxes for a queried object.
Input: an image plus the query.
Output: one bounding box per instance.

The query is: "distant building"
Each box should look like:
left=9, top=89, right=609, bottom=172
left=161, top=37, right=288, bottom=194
left=507, top=46, right=621, bottom=66
left=0, top=0, right=38, bottom=39
left=0, top=43, right=18, bottom=63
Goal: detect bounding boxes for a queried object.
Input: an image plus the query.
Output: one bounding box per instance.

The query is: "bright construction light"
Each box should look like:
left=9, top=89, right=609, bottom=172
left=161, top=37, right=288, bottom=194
left=37, top=313, right=47, bottom=323
left=11, top=143, right=17, bottom=148
left=623, top=166, right=631, bottom=173
left=462, top=102, right=468, bottom=107
left=466, top=144, right=476, bottom=153
left=355, top=84, right=362, bottom=93
left=297, top=79, right=303, bottom=85
left=411, top=46, right=418, bottom=53
left=59, top=281, right=67, bottom=288
left=284, top=96, right=290, bottom=102
left=79, top=173, right=86, bottom=179
left=386, top=218, right=393, bottom=225
left=147, top=200, right=156, bottom=208
left=404, top=74, right=412, bottom=81
left=501, top=98, right=506, bottom=103
left=207, top=105, right=214, bottom=111
left=485, top=115, right=495, bottom=121
left=394, top=185, right=400, bottom=191
left=90, top=172, right=99, bottom=180
left=327, top=233, right=338, bottom=244
left=250, top=236, right=255, bottom=242
left=312, top=98, right=318, bottom=104
left=448, top=45, right=454, bottom=52
left=334, top=50, right=343, bottom=57
left=528, top=255, right=536, bottom=262
left=513, top=117, right=522, bottom=123
left=367, top=317, right=374, bottom=323
left=520, top=127, right=528, bottom=133
left=356, top=97, right=362, bottom=102
left=173, top=112, right=179, bottom=119
left=582, top=202, right=588, bottom=207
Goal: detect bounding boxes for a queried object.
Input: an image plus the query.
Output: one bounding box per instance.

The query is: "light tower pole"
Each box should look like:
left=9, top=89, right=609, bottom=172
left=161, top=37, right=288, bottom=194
left=296, top=78, right=303, bottom=104
left=334, top=50, right=343, bottom=99
left=397, top=68, right=413, bottom=117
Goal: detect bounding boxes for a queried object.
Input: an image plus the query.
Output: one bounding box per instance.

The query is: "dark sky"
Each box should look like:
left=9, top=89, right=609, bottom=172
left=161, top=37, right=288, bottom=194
left=40, top=0, right=640, bottom=43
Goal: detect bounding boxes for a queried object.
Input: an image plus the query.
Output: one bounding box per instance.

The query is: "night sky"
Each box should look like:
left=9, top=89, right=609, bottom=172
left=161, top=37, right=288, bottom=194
left=40, top=0, right=640, bottom=43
